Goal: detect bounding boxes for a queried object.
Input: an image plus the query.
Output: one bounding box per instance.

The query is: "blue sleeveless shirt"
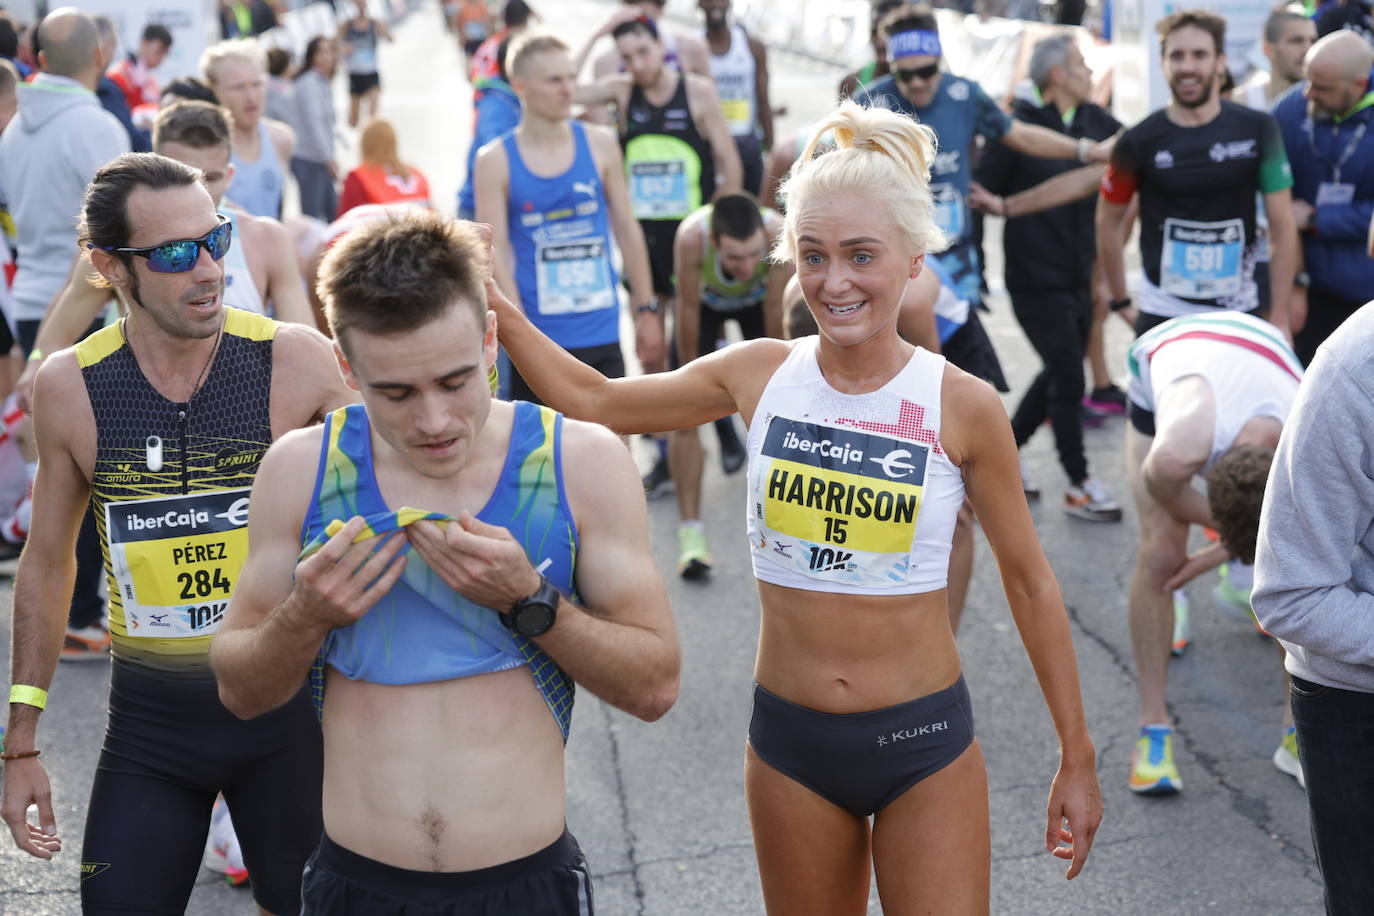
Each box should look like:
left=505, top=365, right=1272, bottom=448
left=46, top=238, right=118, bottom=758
left=503, top=121, right=620, bottom=350
left=301, top=401, right=578, bottom=739
left=228, top=120, right=285, bottom=219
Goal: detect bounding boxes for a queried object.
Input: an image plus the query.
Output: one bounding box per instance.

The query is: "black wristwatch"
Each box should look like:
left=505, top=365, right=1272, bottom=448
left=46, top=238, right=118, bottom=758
left=502, top=575, right=560, bottom=637
left=1109, top=297, right=1133, bottom=312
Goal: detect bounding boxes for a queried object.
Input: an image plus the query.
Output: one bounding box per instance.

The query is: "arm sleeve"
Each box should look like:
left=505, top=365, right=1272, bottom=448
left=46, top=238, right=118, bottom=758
left=1253, top=356, right=1374, bottom=666
left=1099, top=127, right=1138, bottom=204
left=973, top=84, right=1012, bottom=143
left=1258, top=114, right=1294, bottom=194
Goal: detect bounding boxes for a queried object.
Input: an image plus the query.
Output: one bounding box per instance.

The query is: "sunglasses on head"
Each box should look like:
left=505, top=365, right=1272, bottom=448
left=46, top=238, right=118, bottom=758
left=894, top=62, right=941, bottom=83
left=91, top=215, right=233, bottom=274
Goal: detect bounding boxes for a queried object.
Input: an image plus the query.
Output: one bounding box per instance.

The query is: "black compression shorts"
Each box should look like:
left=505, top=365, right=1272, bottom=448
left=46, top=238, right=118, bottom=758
left=301, top=829, right=595, bottom=914
left=80, top=659, right=323, bottom=916
left=668, top=300, right=766, bottom=369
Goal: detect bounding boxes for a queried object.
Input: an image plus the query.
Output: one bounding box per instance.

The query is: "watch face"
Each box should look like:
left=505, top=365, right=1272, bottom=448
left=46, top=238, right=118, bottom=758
left=514, top=602, right=555, bottom=637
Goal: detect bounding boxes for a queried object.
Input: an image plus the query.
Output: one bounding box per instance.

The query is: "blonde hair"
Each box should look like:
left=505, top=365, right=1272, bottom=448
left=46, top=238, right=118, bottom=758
left=775, top=101, right=945, bottom=264
left=359, top=118, right=411, bottom=180
left=200, top=38, right=265, bottom=85
left=506, top=32, right=569, bottom=80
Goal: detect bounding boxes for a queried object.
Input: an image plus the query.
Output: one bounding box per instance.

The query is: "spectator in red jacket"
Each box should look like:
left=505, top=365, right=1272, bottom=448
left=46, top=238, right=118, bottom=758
left=338, top=118, right=431, bottom=215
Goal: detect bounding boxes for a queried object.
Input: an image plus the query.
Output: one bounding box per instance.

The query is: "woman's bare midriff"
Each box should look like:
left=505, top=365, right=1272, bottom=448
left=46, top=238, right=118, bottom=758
left=320, top=666, right=567, bottom=873
left=753, top=580, right=963, bottom=713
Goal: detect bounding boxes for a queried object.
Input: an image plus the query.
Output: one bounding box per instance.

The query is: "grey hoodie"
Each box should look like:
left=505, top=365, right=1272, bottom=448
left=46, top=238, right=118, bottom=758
left=1254, top=302, right=1374, bottom=693
left=0, top=74, right=129, bottom=324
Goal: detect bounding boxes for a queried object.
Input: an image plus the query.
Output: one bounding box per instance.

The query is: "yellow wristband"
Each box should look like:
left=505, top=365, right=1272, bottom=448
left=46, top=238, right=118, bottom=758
left=8, top=685, right=48, bottom=709
left=487, top=361, right=499, bottom=395
left=28, top=347, right=43, bottom=362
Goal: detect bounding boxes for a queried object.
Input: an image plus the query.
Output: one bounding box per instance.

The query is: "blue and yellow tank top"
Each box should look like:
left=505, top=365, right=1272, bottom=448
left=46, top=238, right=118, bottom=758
left=301, top=400, right=578, bottom=740
left=80, top=308, right=277, bottom=673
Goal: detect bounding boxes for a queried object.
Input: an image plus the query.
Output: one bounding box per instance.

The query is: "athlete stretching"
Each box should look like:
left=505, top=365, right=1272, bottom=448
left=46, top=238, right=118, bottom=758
left=1, top=152, right=355, bottom=914
left=211, top=212, right=680, bottom=914
left=493, top=100, right=1101, bottom=913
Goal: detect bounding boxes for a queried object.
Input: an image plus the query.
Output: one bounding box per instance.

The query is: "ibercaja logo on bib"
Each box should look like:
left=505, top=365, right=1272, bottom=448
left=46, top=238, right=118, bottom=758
left=107, top=489, right=251, bottom=639
left=758, top=417, right=929, bottom=583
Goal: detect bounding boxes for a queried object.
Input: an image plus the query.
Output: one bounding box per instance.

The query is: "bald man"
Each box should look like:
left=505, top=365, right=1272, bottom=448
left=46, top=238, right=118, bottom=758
left=0, top=7, right=129, bottom=657
left=1272, top=30, right=1374, bottom=363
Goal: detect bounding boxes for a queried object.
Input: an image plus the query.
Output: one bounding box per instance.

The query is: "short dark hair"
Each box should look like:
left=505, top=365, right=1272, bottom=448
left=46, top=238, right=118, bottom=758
left=1158, top=10, right=1226, bottom=57
left=78, top=153, right=203, bottom=257
left=318, top=211, right=488, bottom=350
left=0, top=58, right=18, bottom=97
left=160, top=76, right=219, bottom=106
left=786, top=298, right=816, bottom=339
left=0, top=13, right=20, bottom=58
left=613, top=16, right=659, bottom=42
left=710, top=193, right=764, bottom=241
left=142, top=23, right=173, bottom=49
left=154, top=100, right=232, bottom=152
left=265, top=46, right=292, bottom=77
left=879, top=3, right=938, bottom=39
left=503, top=0, right=534, bottom=28
left=1206, top=445, right=1276, bottom=565
left=1263, top=5, right=1309, bottom=44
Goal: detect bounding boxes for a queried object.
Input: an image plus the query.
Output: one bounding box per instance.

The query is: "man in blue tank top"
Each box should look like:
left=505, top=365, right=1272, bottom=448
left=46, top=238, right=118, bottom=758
left=477, top=33, right=659, bottom=403
left=212, top=212, right=680, bottom=916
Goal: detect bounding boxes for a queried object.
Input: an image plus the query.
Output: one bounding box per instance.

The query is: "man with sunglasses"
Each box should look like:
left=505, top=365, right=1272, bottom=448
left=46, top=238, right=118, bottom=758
left=856, top=3, right=1113, bottom=316
left=1, top=152, right=355, bottom=915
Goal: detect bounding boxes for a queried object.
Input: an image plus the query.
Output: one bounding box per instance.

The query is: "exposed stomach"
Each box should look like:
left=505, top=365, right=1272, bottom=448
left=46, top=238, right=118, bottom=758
left=321, top=665, right=567, bottom=872
left=754, top=580, right=962, bottom=713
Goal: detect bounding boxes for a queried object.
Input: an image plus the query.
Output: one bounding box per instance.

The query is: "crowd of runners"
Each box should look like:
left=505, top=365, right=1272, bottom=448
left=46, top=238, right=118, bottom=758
left=0, top=0, right=1373, bottom=913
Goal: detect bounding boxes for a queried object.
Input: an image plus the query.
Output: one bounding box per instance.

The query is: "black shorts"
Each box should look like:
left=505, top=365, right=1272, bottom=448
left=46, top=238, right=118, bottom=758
left=349, top=71, right=381, bottom=95
left=509, top=340, right=625, bottom=405
left=668, top=300, right=766, bottom=369
left=301, top=829, right=595, bottom=915
left=639, top=219, right=681, bottom=297
left=81, top=659, right=323, bottom=916
left=748, top=676, right=975, bottom=817
left=942, top=309, right=1008, bottom=392
left=734, top=133, right=765, bottom=198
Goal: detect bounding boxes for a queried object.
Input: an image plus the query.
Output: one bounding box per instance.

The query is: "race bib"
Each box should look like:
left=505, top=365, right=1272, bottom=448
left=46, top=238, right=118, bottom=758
left=720, top=97, right=751, bottom=134
left=931, top=184, right=966, bottom=243
left=106, top=488, right=250, bottom=639
left=535, top=238, right=615, bottom=316
left=752, top=416, right=928, bottom=588
left=1159, top=217, right=1243, bottom=300
left=629, top=161, right=691, bottom=220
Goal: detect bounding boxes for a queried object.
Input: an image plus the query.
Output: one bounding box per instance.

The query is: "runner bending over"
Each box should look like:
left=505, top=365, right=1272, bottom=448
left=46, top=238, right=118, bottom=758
left=492, top=100, right=1102, bottom=914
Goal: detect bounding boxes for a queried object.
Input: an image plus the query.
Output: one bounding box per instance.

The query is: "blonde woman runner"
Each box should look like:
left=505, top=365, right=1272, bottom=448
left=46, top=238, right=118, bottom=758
left=489, top=100, right=1102, bottom=914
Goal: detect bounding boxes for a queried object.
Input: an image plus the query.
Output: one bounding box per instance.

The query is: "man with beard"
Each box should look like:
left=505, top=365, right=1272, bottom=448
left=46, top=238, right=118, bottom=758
left=1238, top=7, right=1316, bottom=109
left=1097, top=10, right=1299, bottom=337
left=1272, top=31, right=1374, bottom=362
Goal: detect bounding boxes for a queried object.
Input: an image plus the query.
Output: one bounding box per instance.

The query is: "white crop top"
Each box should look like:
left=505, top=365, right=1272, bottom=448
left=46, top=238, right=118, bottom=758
left=746, top=337, right=964, bottom=595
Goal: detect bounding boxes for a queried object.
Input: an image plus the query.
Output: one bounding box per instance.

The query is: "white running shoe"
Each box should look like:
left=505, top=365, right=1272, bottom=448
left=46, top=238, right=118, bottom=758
left=1064, top=477, right=1123, bottom=522
left=203, top=796, right=250, bottom=886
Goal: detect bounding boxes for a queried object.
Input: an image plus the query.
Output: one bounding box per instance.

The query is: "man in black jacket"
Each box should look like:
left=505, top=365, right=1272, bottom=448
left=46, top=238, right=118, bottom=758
left=975, top=34, right=1123, bottom=521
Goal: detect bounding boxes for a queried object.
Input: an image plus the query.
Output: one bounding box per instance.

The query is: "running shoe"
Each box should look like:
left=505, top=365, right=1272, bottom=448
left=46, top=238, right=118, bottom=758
left=1212, top=563, right=1254, bottom=623
left=641, top=457, right=673, bottom=500
left=1080, top=404, right=1107, bottom=429
left=1272, top=726, right=1305, bottom=788
left=1084, top=384, right=1128, bottom=415
left=203, top=796, right=251, bottom=887
left=1064, top=477, right=1123, bottom=522
left=1130, top=724, right=1182, bottom=795
left=1020, top=458, right=1040, bottom=501
left=677, top=525, right=712, bottom=580
left=1171, top=589, right=1191, bottom=657
left=716, top=419, right=746, bottom=476
left=61, top=625, right=111, bottom=663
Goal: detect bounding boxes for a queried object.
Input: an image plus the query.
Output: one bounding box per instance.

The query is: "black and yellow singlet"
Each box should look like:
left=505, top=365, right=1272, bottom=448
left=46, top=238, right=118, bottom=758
left=79, top=308, right=277, bottom=672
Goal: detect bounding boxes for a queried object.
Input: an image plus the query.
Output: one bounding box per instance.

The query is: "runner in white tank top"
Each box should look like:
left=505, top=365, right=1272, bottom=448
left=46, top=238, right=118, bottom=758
left=1123, top=311, right=1303, bottom=796
left=491, top=100, right=1102, bottom=914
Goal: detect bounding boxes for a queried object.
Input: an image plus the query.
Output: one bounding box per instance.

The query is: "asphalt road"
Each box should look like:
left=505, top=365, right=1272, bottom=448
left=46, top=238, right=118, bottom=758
left=0, top=2, right=1323, bottom=913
